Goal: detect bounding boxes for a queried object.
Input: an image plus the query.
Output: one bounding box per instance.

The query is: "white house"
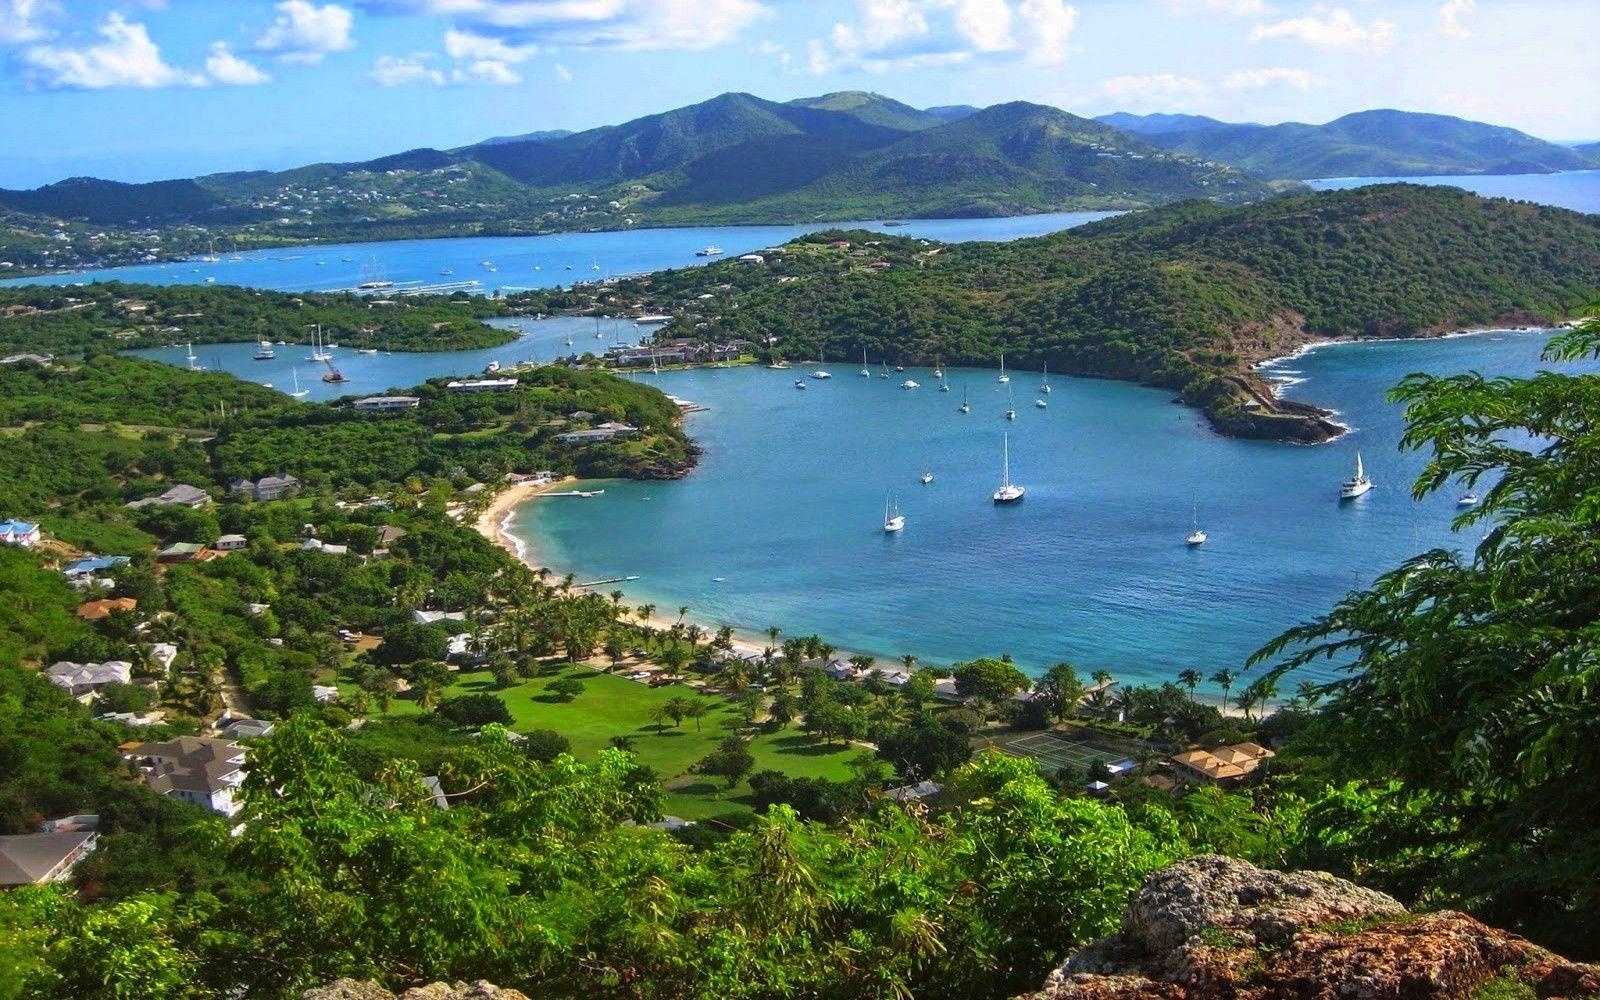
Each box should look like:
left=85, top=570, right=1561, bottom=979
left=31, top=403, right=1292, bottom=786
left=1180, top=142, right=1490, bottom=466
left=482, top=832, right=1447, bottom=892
left=413, top=609, right=467, bottom=626
left=0, top=520, right=41, bottom=547
left=0, top=829, right=98, bottom=886
left=212, top=534, right=248, bottom=551
left=124, top=737, right=247, bottom=817
left=45, top=660, right=133, bottom=701
left=352, top=395, right=421, bottom=410
left=125, top=484, right=210, bottom=509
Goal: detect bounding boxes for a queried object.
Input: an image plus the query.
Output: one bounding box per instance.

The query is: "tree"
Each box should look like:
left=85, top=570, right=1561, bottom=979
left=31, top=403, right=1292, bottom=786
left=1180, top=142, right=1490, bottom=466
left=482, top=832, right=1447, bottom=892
left=436, top=693, right=513, bottom=727
left=692, top=737, right=755, bottom=790
left=663, top=695, right=691, bottom=728
left=1178, top=668, right=1202, bottom=701
left=547, top=676, right=585, bottom=702
left=769, top=689, right=797, bottom=728
left=682, top=699, right=713, bottom=732
left=1036, top=662, right=1086, bottom=722
left=876, top=716, right=973, bottom=781
left=1209, top=668, right=1235, bottom=714
left=521, top=728, right=572, bottom=762
left=953, top=657, right=1031, bottom=705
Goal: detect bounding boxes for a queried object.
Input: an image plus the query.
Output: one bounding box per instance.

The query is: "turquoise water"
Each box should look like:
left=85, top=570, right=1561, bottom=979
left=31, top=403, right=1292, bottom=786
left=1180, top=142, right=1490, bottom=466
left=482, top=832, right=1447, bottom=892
left=1307, top=169, right=1600, bottom=213
left=511, top=331, right=1594, bottom=690
left=0, top=212, right=1115, bottom=294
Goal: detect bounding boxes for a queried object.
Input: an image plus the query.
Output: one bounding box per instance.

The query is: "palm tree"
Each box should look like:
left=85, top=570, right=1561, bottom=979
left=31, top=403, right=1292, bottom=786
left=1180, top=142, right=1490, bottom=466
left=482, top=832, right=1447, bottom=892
left=1294, top=679, right=1323, bottom=709
left=1210, top=668, right=1236, bottom=714
left=684, top=699, right=712, bottom=732
left=677, top=605, right=690, bottom=624
left=766, top=625, right=781, bottom=647
left=608, top=590, right=626, bottom=616
left=1092, top=668, right=1112, bottom=690
left=648, top=704, right=672, bottom=734
left=900, top=653, right=918, bottom=672
left=1178, top=668, right=1202, bottom=702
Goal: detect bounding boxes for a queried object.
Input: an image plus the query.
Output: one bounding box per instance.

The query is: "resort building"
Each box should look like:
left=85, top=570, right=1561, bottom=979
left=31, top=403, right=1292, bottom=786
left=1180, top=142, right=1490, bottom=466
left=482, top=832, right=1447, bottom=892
left=1171, top=742, right=1276, bottom=786
left=62, top=555, right=130, bottom=583
left=229, top=474, right=302, bottom=501
left=212, top=534, right=248, bottom=551
left=445, top=378, right=519, bottom=392
left=125, top=484, right=211, bottom=509
left=0, top=825, right=98, bottom=887
left=75, top=597, right=137, bottom=621
left=555, top=422, right=638, bottom=444
left=0, top=519, right=41, bottom=547
left=123, top=736, right=247, bottom=817
left=351, top=395, right=421, bottom=410
left=413, top=608, right=466, bottom=626
left=301, top=538, right=350, bottom=555
left=45, top=660, right=133, bottom=701
left=223, top=718, right=275, bottom=740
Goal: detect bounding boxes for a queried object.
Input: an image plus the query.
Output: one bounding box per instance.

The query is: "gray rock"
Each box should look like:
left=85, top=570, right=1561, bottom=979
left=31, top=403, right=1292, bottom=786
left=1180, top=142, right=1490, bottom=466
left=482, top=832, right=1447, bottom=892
left=302, top=981, right=531, bottom=1000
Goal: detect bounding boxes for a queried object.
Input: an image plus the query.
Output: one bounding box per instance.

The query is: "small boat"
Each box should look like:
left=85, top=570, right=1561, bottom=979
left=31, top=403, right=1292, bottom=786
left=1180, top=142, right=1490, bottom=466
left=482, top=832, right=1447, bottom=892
left=356, top=348, right=378, bottom=355
left=993, top=434, right=1025, bottom=503
left=1004, top=385, right=1016, bottom=421
left=997, top=353, right=1010, bottom=383
left=1457, top=493, right=1478, bottom=506
left=900, top=380, right=920, bottom=389
left=1035, top=398, right=1047, bottom=408
left=321, top=367, right=347, bottom=384
left=1186, top=501, right=1206, bottom=546
left=812, top=370, right=831, bottom=379
left=933, top=358, right=943, bottom=379
left=879, top=361, right=890, bottom=379
left=440, top=268, right=454, bottom=276
left=695, top=245, right=725, bottom=257
left=958, top=385, right=971, bottom=414
left=252, top=340, right=276, bottom=360
left=289, top=370, right=309, bottom=398
left=185, top=342, right=202, bottom=371
left=484, top=360, right=502, bottom=374
left=883, top=492, right=905, bottom=533
left=795, top=379, right=807, bottom=390
left=921, top=471, right=934, bottom=485
left=860, top=348, right=870, bottom=377
left=1340, top=452, right=1374, bottom=499
left=357, top=280, right=393, bottom=290
left=894, top=365, right=905, bottom=373
left=1040, top=362, right=1052, bottom=394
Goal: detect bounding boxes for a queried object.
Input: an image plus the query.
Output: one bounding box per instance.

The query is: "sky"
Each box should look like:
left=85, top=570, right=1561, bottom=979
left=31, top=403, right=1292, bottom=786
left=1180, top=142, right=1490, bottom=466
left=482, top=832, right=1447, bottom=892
left=1, top=0, right=1596, bottom=187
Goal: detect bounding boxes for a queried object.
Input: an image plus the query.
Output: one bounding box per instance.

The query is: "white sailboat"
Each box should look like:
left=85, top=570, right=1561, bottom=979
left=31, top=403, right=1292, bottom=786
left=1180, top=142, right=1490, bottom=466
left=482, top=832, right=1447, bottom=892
left=1186, top=501, right=1207, bottom=546
left=253, top=340, right=275, bottom=360
left=185, top=343, right=202, bottom=371
left=305, top=324, right=331, bottom=362
left=921, top=465, right=934, bottom=484
left=997, top=354, right=1010, bottom=383
left=939, top=370, right=950, bottom=392
left=958, top=385, right=971, bottom=413
left=883, top=492, right=905, bottom=533
left=1004, top=384, right=1016, bottom=421
left=1040, top=362, right=1052, bottom=394
left=933, top=358, right=943, bottom=379
left=993, top=434, right=1025, bottom=503
left=289, top=369, right=309, bottom=398
left=1340, top=451, right=1374, bottom=499
left=860, top=348, right=870, bottom=377
left=879, top=360, right=890, bottom=379
left=795, top=379, right=807, bottom=390
left=812, top=352, right=831, bottom=379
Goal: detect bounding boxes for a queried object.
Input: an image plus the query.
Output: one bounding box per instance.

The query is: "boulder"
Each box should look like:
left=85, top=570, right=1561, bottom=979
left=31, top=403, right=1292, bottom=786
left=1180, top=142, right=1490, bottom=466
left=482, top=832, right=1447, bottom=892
left=303, top=981, right=530, bottom=1000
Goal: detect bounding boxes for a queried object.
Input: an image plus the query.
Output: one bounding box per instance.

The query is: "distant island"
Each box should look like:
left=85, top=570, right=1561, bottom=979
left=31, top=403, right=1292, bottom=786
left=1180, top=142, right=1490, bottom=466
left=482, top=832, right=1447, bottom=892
left=528, top=184, right=1600, bottom=443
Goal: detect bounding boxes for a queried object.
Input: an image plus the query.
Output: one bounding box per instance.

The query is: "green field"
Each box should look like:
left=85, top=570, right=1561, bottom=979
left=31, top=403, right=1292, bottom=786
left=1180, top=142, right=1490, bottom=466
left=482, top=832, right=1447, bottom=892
left=354, top=663, right=858, bottom=818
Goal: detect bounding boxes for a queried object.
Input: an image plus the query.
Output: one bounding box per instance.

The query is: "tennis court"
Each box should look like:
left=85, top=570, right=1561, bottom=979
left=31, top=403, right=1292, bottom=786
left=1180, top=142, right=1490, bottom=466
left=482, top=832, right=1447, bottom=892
left=1001, top=730, right=1129, bottom=774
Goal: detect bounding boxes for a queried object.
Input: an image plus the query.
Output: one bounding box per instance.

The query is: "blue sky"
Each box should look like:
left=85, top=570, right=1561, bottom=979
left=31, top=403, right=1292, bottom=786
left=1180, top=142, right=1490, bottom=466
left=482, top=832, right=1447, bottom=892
left=1, top=0, right=1596, bottom=187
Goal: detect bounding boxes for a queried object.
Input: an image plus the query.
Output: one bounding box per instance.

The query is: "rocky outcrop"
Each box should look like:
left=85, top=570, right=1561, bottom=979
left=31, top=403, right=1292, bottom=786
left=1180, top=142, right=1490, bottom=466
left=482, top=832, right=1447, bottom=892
left=302, top=981, right=529, bottom=1000
left=1028, top=855, right=1600, bottom=999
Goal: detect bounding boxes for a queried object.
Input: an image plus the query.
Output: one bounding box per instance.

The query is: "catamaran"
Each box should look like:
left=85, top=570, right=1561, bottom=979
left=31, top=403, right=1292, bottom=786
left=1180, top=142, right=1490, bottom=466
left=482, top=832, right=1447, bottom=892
left=993, top=434, right=1025, bottom=503
left=252, top=340, right=276, bottom=360
left=997, top=354, right=1010, bottom=383
left=812, top=352, right=831, bottom=379
left=860, top=348, right=870, bottom=377
left=1186, top=501, right=1207, bottom=546
left=1040, top=362, right=1052, bottom=394
left=1340, top=452, right=1374, bottom=499
left=883, top=492, right=905, bottom=533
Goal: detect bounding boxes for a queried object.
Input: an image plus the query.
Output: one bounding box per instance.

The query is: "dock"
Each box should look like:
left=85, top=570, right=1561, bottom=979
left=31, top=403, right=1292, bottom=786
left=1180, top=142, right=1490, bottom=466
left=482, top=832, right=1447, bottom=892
left=575, top=575, right=641, bottom=589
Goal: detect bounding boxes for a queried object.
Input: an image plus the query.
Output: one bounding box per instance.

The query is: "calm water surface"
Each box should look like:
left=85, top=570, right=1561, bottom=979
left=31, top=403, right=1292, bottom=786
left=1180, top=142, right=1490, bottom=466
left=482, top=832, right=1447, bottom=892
left=1308, top=169, right=1599, bottom=213
left=510, top=331, right=1595, bottom=690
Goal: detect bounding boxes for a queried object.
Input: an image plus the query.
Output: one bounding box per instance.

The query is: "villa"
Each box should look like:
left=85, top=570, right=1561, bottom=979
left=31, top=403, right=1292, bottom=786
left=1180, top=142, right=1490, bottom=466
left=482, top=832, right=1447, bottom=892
left=123, top=736, right=247, bottom=817
left=556, top=421, right=637, bottom=444
left=1171, top=742, right=1276, bottom=786
left=0, top=519, right=41, bottom=547
left=156, top=542, right=209, bottom=564
left=62, top=555, right=131, bottom=582
left=212, top=534, right=248, bottom=551
left=446, top=378, right=519, bottom=392
left=75, top=597, right=137, bottom=621
left=351, top=395, right=420, bottom=410
left=45, top=660, right=133, bottom=701
left=0, top=822, right=98, bottom=887
left=125, top=484, right=211, bottom=509
left=229, top=474, right=302, bottom=501
left=413, top=609, right=466, bottom=626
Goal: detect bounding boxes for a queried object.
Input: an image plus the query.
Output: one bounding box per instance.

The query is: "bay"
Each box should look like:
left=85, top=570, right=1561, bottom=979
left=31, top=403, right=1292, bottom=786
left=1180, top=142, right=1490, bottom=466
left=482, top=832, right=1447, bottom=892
left=509, top=330, right=1595, bottom=691
left=1307, top=169, right=1600, bottom=213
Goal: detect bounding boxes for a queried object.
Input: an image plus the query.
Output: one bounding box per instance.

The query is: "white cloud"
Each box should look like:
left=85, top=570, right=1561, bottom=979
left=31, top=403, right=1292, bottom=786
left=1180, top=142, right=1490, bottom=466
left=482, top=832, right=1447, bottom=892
left=554, top=61, right=572, bottom=81
left=1167, top=0, right=1268, bottom=14
left=812, top=0, right=1077, bottom=74
left=368, top=52, right=443, bottom=85
left=1221, top=65, right=1310, bottom=90
left=443, top=27, right=541, bottom=62
left=361, top=0, right=766, bottom=52
left=452, top=58, right=520, bottom=84
left=205, top=42, right=272, bottom=85
left=0, top=0, right=55, bottom=45
left=1438, top=0, right=1474, bottom=39
left=256, top=1, right=355, bottom=64
left=1097, top=72, right=1209, bottom=110
left=22, top=13, right=204, bottom=89
left=1250, top=9, right=1395, bottom=50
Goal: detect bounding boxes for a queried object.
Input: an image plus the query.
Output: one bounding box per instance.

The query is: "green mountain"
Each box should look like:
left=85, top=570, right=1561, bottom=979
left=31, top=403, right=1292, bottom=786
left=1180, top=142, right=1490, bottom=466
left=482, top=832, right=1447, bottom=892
left=587, top=184, right=1600, bottom=443
left=472, top=128, right=574, bottom=147
left=1100, top=108, right=1597, bottom=178
left=0, top=92, right=1278, bottom=273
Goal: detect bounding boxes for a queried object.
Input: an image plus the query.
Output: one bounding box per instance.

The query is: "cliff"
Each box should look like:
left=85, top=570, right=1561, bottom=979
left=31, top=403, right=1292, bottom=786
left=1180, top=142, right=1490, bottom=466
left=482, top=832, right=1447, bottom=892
left=1025, top=855, right=1600, bottom=999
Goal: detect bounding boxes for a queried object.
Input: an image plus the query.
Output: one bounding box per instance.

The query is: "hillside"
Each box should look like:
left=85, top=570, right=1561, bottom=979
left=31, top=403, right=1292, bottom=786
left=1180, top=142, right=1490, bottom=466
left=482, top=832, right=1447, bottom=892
left=568, top=184, right=1600, bottom=442
left=1101, top=108, right=1598, bottom=179
left=0, top=92, right=1275, bottom=274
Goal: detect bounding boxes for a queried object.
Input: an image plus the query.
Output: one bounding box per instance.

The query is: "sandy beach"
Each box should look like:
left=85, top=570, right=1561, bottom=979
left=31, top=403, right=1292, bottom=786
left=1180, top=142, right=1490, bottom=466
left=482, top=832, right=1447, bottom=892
left=475, top=477, right=575, bottom=565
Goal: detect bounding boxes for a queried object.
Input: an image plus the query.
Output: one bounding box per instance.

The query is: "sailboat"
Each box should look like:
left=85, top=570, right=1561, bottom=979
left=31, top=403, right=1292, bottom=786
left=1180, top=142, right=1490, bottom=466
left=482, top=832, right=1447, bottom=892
left=1339, top=452, right=1374, bottom=499
left=305, top=325, right=331, bottom=362
left=933, top=358, right=943, bottom=379
left=1040, top=362, right=1052, bottom=394
left=1004, top=384, right=1016, bottom=421
left=860, top=348, right=870, bottom=377
left=185, top=343, right=202, bottom=371
left=939, top=370, right=950, bottom=392
left=997, top=354, right=1010, bottom=383
left=883, top=492, right=905, bottom=533
left=879, top=361, right=890, bottom=379
left=1034, top=397, right=1048, bottom=409
left=993, top=434, right=1025, bottom=503
left=958, top=385, right=971, bottom=413
left=253, top=340, right=275, bottom=360
left=289, top=369, right=309, bottom=398
left=811, top=351, right=831, bottom=379
left=1186, top=501, right=1207, bottom=546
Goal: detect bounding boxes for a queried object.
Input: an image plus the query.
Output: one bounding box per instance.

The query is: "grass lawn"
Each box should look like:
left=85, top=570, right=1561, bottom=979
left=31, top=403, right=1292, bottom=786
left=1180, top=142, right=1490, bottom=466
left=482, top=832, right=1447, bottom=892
left=356, top=661, right=858, bottom=818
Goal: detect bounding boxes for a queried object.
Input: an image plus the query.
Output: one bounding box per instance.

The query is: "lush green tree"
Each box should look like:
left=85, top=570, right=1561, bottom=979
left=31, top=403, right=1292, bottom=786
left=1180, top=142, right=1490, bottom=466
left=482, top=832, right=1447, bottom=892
left=693, top=737, right=756, bottom=790
left=436, top=693, right=514, bottom=727
left=546, top=676, right=585, bottom=702
left=953, top=656, right=1031, bottom=704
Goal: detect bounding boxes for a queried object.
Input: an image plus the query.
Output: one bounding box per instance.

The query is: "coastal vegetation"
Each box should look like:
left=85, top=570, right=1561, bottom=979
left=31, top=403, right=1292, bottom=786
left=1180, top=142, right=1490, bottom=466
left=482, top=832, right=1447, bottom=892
left=0, top=281, right=514, bottom=355
left=562, top=184, right=1600, bottom=441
